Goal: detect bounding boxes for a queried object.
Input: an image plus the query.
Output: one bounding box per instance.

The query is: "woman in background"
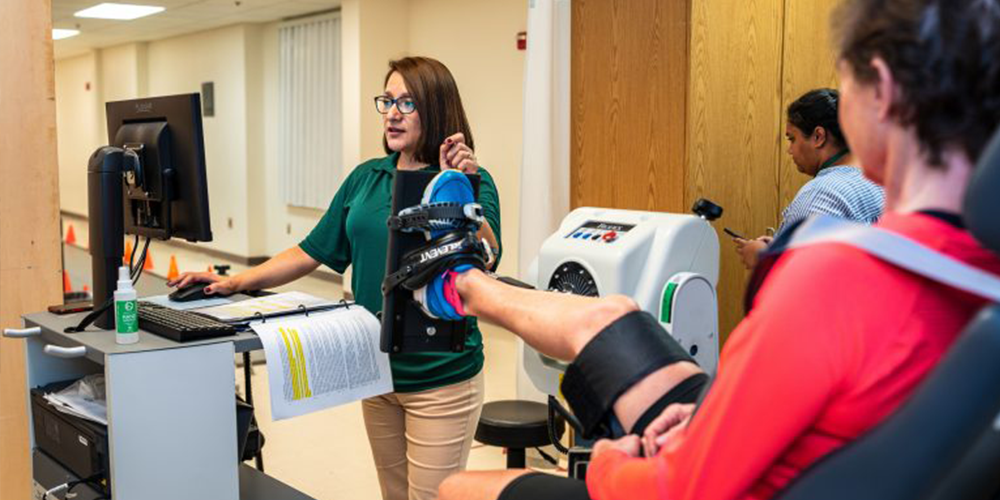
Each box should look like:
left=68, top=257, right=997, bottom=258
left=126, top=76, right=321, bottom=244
left=735, top=88, right=884, bottom=268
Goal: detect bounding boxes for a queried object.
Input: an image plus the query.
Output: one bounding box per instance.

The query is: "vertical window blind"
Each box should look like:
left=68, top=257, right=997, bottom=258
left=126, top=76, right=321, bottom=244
left=278, top=13, right=342, bottom=209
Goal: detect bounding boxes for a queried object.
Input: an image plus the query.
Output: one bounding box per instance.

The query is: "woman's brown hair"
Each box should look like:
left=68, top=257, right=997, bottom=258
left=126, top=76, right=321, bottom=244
left=382, top=57, right=474, bottom=165
left=834, top=0, right=1000, bottom=166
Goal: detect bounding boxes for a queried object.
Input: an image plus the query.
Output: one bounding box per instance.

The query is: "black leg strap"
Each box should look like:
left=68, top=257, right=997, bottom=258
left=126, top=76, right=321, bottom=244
left=629, top=372, right=710, bottom=436
left=559, top=310, right=697, bottom=438
left=381, top=231, right=489, bottom=294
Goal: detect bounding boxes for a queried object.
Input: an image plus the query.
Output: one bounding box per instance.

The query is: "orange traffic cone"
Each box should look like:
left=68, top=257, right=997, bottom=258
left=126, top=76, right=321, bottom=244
left=63, top=271, right=72, bottom=293
left=167, top=255, right=179, bottom=281
left=83, top=284, right=89, bottom=293
left=65, top=225, right=77, bottom=245
left=208, top=264, right=213, bottom=273
left=143, top=249, right=154, bottom=270
left=123, top=240, right=134, bottom=265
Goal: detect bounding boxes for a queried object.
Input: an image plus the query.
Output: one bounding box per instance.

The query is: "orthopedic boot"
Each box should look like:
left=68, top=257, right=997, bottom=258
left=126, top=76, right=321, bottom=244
left=559, top=310, right=707, bottom=438
left=382, top=230, right=489, bottom=295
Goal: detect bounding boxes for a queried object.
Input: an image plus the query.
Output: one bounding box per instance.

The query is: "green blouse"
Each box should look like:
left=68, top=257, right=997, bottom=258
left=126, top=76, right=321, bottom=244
left=299, top=152, right=502, bottom=393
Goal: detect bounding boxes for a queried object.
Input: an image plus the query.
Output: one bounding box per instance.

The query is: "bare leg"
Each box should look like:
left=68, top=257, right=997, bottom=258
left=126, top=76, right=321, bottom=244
left=437, top=469, right=533, bottom=500
left=454, top=269, right=703, bottom=432
left=456, top=269, right=639, bottom=360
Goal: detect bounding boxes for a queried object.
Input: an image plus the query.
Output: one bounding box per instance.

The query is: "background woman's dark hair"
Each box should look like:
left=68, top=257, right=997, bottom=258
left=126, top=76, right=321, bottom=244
left=787, top=88, right=847, bottom=148
left=383, top=57, right=474, bottom=164
left=834, top=0, right=1000, bottom=166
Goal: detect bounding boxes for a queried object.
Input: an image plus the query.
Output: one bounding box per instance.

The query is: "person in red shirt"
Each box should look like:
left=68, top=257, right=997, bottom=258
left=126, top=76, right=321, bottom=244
left=436, top=0, right=1000, bottom=499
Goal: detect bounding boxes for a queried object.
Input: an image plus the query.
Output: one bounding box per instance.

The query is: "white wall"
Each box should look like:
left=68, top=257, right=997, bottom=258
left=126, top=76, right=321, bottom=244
left=359, top=0, right=410, bottom=160
left=257, top=0, right=411, bottom=258
left=54, top=0, right=529, bottom=272
left=55, top=52, right=100, bottom=216
left=146, top=25, right=253, bottom=256
left=99, top=42, right=148, bottom=142
left=408, top=0, right=527, bottom=276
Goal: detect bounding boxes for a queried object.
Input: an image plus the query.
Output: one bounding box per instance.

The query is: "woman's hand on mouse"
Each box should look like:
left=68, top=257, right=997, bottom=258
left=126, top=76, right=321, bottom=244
left=439, top=133, right=478, bottom=174
left=167, top=271, right=229, bottom=295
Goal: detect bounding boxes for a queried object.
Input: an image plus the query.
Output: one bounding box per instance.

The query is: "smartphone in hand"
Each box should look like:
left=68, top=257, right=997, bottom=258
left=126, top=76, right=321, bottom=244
left=723, top=227, right=747, bottom=240
left=48, top=301, right=93, bottom=315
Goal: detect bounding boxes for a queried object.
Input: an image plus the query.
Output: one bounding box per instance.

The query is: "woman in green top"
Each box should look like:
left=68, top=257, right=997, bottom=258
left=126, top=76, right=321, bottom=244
left=169, top=56, right=502, bottom=500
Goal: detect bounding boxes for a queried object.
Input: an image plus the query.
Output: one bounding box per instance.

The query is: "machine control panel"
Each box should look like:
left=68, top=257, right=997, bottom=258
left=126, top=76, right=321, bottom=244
left=565, top=220, right=635, bottom=243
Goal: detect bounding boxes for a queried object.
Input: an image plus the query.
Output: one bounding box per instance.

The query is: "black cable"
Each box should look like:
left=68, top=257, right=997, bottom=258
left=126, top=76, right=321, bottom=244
left=131, top=236, right=151, bottom=284
left=64, top=297, right=114, bottom=333
left=65, top=236, right=149, bottom=334
left=67, top=471, right=106, bottom=494
left=548, top=395, right=571, bottom=455
left=535, top=446, right=559, bottom=465
left=42, top=470, right=106, bottom=499
left=127, top=233, right=139, bottom=274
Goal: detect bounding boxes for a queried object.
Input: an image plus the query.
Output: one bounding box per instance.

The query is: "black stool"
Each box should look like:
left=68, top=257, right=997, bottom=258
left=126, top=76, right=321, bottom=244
left=475, top=400, right=565, bottom=469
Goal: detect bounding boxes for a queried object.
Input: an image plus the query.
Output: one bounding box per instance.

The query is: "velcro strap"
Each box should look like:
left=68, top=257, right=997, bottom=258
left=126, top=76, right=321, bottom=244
left=629, top=373, right=710, bottom=437
left=559, top=310, right=696, bottom=438
left=388, top=202, right=483, bottom=232
left=381, top=231, right=488, bottom=294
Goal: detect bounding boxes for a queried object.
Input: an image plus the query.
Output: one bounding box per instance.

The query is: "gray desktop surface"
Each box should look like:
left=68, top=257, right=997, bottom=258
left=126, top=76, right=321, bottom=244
left=240, top=463, right=318, bottom=500
left=24, top=296, right=264, bottom=365
left=33, top=451, right=317, bottom=500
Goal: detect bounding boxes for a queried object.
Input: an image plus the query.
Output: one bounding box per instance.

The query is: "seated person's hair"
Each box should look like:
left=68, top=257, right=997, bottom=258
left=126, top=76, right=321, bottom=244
left=787, top=88, right=846, bottom=147
left=835, top=0, right=1000, bottom=165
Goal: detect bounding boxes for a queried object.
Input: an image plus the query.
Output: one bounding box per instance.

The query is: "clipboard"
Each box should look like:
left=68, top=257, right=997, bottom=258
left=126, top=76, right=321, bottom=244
left=193, top=291, right=355, bottom=327
left=229, top=300, right=354, bottom=327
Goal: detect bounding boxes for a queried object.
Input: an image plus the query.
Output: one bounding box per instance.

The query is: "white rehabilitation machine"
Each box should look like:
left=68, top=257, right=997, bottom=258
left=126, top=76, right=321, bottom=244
left=525, top=207, right=720, bottom=396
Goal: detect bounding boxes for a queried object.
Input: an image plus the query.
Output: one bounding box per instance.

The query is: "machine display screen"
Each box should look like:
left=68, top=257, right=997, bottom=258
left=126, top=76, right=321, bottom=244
left=565, top=220, right=635, bottom=242
left=579, top=221, right=635, bottom=233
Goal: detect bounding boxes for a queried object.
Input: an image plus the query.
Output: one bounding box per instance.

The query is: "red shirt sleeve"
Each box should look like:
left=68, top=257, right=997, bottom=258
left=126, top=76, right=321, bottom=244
left=587, top=449, right=668, bottom=500
left=587, top=246, right=864, bottom=500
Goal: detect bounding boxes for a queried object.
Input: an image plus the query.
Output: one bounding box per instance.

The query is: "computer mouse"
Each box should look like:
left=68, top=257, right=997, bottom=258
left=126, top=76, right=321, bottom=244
left=169, top=282, right=211, bottom=303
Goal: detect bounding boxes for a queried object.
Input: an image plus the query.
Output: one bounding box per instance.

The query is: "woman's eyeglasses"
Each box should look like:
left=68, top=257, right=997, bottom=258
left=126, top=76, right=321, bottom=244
left=374, top=96, right=416, bottom=115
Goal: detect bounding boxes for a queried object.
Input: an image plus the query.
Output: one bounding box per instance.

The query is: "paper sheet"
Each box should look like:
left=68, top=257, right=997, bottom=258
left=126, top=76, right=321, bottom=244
left=142, top=294, right=233, bottom=310
left=43, top=374, right=108, bottom=426
left=252, top=306, right=392, bottom=420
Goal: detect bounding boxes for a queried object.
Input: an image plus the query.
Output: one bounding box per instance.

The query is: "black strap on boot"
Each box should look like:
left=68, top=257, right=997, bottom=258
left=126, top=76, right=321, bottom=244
left=388, top=202, right=484, bottom=238
left=381, top=230, right=491, bottom=294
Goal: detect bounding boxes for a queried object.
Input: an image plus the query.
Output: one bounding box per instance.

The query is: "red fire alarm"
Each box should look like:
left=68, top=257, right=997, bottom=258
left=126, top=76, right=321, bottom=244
left=517, top=31, right=527, bottom=51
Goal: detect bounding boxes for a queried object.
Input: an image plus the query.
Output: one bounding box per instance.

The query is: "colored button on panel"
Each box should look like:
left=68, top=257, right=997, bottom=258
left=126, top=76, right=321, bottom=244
left=602, top=231, right=618, bottom=242
left=591, top=234, right=602, bottom=240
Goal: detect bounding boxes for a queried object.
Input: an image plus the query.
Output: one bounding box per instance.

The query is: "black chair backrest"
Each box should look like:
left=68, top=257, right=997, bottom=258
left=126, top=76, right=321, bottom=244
left=775, top=128, right=1000, bottom=500
left=967, top=127, right=1000, bottom=254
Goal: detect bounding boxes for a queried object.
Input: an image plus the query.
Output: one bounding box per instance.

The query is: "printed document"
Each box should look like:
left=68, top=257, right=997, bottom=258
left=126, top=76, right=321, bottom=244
left=252, top=306, right=392, bottom=420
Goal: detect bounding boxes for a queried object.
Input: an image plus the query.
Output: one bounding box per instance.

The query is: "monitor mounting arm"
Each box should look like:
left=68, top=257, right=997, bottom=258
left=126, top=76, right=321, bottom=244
left=86, top=146, right=139, bottom=329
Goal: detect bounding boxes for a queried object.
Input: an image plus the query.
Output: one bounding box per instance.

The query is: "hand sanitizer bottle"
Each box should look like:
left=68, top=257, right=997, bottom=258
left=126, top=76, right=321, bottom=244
left=114, top=265, right=139, bottom=344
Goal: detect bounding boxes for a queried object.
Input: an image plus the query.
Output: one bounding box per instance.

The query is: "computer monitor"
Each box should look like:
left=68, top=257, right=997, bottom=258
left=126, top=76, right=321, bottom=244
left=88, top=93, right=213, bottom=328
left=106, top=94, right=212, bottom=241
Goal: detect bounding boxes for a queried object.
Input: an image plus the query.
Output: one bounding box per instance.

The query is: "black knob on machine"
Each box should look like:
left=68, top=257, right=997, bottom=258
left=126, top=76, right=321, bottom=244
left=691, top=198, right=723, bottom=221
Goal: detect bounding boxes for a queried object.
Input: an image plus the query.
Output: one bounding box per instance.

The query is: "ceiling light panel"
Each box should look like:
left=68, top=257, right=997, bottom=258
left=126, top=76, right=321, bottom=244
left=52, top=28, right=81, bottom=40
left=74, top=3, right=165, bottom=20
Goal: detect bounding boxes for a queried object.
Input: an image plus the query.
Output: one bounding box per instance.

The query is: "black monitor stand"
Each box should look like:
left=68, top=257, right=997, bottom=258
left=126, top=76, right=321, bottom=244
left=87, top=146, right=145, bottom=329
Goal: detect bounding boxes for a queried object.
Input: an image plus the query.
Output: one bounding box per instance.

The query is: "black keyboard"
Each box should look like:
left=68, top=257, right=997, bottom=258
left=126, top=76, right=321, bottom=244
left=138, top=302, right=237, bottom=342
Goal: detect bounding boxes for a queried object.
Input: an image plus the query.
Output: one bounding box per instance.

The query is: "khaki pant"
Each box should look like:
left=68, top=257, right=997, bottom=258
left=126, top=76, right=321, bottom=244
left=362, top=371, right=485, bottom=500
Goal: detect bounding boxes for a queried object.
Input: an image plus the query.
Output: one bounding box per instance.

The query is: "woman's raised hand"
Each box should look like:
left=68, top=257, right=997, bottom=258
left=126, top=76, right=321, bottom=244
left=439, top=133, right=478, bottom=174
